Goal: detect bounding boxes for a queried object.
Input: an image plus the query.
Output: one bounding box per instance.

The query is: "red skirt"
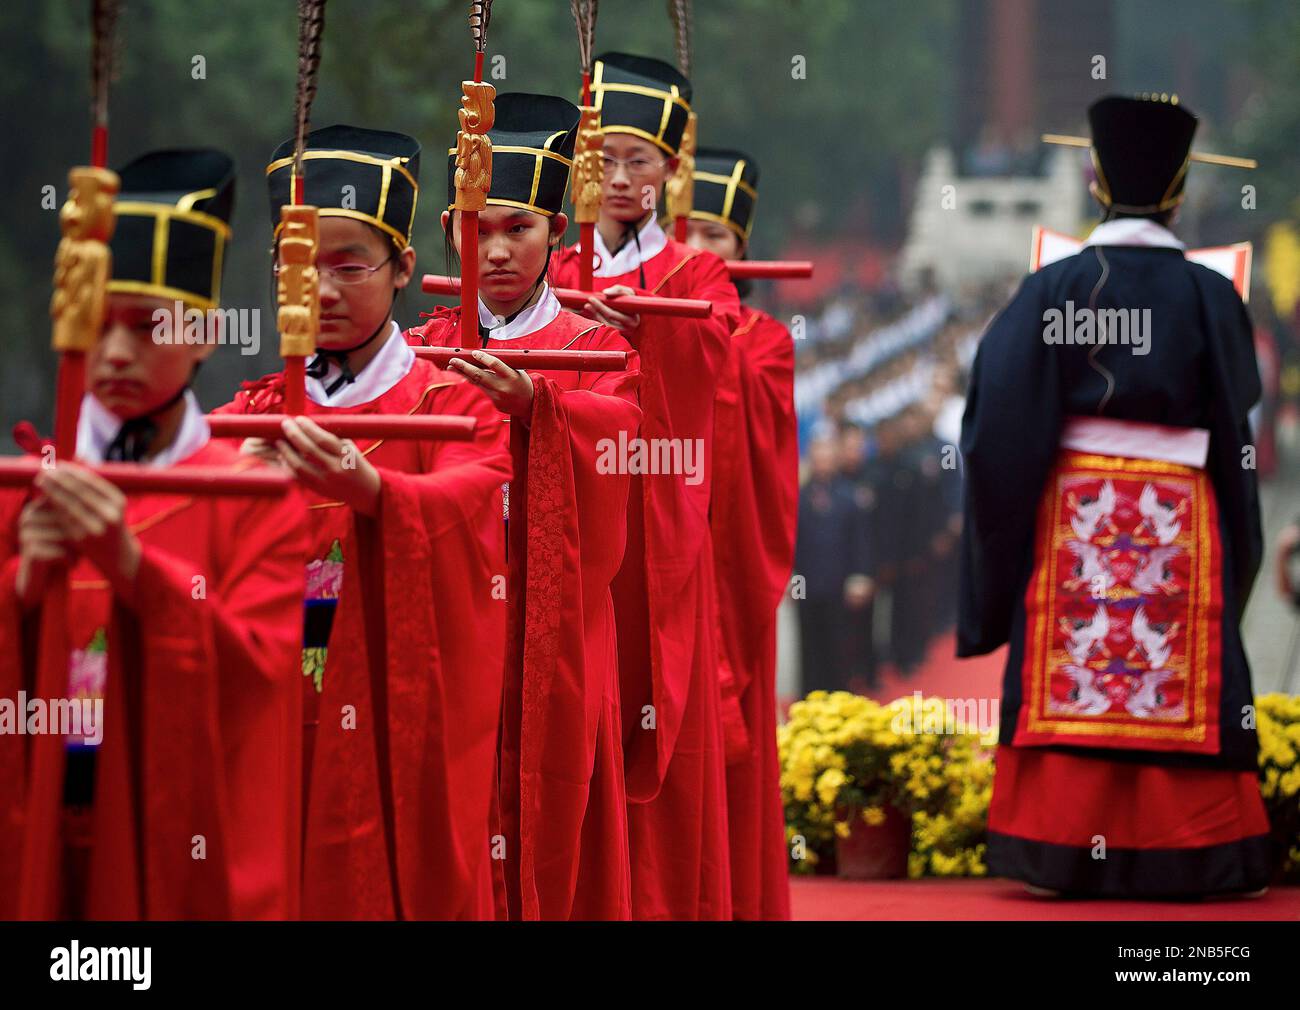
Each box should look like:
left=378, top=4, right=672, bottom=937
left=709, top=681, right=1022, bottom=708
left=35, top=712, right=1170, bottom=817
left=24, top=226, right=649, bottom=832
left=987, top=745, right=1273, bottom=897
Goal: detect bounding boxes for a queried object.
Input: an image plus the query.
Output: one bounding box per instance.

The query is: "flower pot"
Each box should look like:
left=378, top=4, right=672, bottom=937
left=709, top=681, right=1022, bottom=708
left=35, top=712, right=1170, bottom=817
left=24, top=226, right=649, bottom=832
left=835, top=804, right=911, bottom=880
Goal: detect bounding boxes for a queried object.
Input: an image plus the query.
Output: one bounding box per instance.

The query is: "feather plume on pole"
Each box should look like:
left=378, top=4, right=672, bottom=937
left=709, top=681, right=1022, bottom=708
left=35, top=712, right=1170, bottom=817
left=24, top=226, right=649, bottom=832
left=570, top=0, right=599, bottom=93
left=469, top=0, right=493, bottom=80
left=51, top=0, right=124, bottom=461
left=667, top=0, right=691, bottom=78
left=90, top=0, right=122, bottom=169
left=280, top=0, right=327, bottom=415
left=455, top=0, right=496, bottom=345
left=665, top=0, right=696, bottom=240
left=292, top=0, right=327, bottom=205
left=569, top=0, right=602, bottom=291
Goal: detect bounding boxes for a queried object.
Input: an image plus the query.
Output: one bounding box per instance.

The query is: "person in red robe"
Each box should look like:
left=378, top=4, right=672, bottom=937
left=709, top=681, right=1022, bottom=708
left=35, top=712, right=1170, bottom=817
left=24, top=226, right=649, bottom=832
left=686, top=149, right=798, bottom=920
left=549, top=53, right=741, bottom=919
left=213, top=126, right=510, bottom=919
left=409, top=93, right=641, bottom=920
left=0, top=149, right=307, bottom=919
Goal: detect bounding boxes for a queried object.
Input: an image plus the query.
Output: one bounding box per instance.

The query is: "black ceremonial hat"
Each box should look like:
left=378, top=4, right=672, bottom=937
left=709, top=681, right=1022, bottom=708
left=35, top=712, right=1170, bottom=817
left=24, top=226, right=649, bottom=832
left=446, top=93, right=580, bottom=217
left=1087, top=94, right=1198, bottom=214
left=591, top=51, right=692, bottom=156
left=690, top=148, right=759, bottom=241
left=108, top=148, right=235, bottom=310
left=267, top=124, right=421, bottom=249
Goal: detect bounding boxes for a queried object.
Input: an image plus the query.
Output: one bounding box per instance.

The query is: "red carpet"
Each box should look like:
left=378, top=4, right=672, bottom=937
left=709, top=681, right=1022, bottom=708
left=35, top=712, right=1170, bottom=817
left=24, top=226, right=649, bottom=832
left=788, top=633, right=1300, bottom=920
left=863, top=631, right=1006, bottom=709
left=781, top=631, right=1006, bottom=713
left=791, top=877, right=1300, bottom=920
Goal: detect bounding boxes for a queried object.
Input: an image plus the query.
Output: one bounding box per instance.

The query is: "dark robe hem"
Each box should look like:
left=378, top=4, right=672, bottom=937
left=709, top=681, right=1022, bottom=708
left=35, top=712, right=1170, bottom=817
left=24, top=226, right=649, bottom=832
left=987, top=830, right=1275, bottom=898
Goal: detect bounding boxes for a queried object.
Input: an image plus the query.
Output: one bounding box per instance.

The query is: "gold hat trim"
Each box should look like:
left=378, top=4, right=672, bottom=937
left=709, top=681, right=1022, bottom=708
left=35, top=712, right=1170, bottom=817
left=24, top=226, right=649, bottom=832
left=266, top=148, right=419, bottom=189
left=113, top=202, right=230, bottom=311
left=106, top=279, right=218, bottom=312
left=595, top=123, right=678, bottom=156
left=446, top=196, right=558, bottom=218
left=274, top=206, right=410, bottom=249
left=591, top=80, right=692, bottom=113
left=687, top=208, right=748, bottom=241
left=1043, top=133, right=1256, bottom=169
left=447, top=144, right=573, bottom=167
left=175, top=186, right=217, bottom=212
left=592, top=60, right=687, bottom=155
left=377, top=162, right=393, bottom=225
left=693, top=168, right=758, bottom=201
left=115, top=202, right=233, bottom=240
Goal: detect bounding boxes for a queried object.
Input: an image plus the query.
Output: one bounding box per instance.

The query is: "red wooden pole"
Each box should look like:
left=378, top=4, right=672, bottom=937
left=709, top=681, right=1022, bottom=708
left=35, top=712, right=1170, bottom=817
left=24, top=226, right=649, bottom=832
left=281, top=166, right=309, bottom=416
left=413, top=346, right=627, bottom=372
left=207, top=414, right=477, bottom=441
left=460, top=211, right=479, bottom=347
left=55, top=112, right=111, bottom=462
left=725, top=259, right=814, bottom=280
left=0, top=457, right=292, bottom=495
left=283, top=356, right=306, bottom=416
left=578, top=70, right=596, bottom=293
left=53, top=355, right=86, bottom=462
left=91, top=124, right=108, bottom=170
left=458, top=49, right=488, bottom=349
left=422, top=273, right=711, bottom=318
left=579, top=222, right=595, bottom=293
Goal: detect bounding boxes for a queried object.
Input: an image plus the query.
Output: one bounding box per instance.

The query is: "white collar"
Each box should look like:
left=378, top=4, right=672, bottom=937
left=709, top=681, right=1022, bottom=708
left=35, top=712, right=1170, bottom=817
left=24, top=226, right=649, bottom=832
left=477, top=283, right=561, bottom=341
left=77, top=389, right=210, bottom=466
left=306, top=322, right=414, bottom=407
left=1083, top=218, right=1186, bottom=251
left=591, top=215, right=667, bottom=278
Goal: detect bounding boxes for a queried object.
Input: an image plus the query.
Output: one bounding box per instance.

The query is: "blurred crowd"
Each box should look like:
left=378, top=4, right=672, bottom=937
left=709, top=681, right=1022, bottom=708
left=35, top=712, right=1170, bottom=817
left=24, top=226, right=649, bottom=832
left=785, top=279, right=1015, bottom=694
left=783, top=260, right=1300, bottom=697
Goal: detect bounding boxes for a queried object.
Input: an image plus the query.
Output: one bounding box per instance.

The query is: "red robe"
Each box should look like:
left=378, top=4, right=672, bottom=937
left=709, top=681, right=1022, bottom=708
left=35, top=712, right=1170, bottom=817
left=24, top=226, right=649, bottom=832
left=710, top=307, right=798, bottom=920
left=551, top=236, right=741, bottom=919
left=410, top=306, right=641, bottom=920
left=0, top=440, right=306, bottom=919
left=214, top=356, right=509, bottom=919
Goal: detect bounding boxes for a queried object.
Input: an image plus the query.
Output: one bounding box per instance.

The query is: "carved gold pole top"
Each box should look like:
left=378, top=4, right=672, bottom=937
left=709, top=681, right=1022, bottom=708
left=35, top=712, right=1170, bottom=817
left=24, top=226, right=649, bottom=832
left=51, top=165, right=120, bottom=353
left=572, top=105, right=605, bottom=225
left=453, top=80, right=496, bottom=212
left=276, top=204, right=320, bottom=359
left=666, top=110, right=697, bottom=222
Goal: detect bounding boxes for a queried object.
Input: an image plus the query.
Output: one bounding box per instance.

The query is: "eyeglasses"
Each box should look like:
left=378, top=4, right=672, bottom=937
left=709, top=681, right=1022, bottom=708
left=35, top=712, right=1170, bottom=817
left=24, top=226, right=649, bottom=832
left=602, top=155, right=667, bottom=179
left=273, top=256, right=394, bottom=285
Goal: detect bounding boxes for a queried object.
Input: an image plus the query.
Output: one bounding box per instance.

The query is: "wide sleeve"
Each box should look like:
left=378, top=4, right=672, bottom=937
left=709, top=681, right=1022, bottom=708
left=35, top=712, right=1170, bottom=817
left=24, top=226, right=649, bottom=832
left=646, top=249, right=739, bottom=377
left=509, top=345, right=641, bottom=917
left=125, top=490, right=309, bottom=687
left=0, top=493, right=36, bottom=918
left=957, top=272, right=1064, bottom=656
left=1195, top=268, right=1264, bottom=617
left=735, top=313, right=799, bottom=621
left=303, top=376, right=511, bottom=920
left=712, top=312, right=798, bottom=698
left=133, top=486, right=306, bottom=916
left=407, top=378, right=514, bottom=537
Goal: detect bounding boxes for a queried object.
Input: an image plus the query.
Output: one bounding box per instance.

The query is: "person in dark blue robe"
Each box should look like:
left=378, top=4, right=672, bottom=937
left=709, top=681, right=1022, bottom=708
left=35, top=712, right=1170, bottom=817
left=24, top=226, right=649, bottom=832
left=796, top=437, right=873, bottom=693
left=958, top=94, right=1270, bottom=897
